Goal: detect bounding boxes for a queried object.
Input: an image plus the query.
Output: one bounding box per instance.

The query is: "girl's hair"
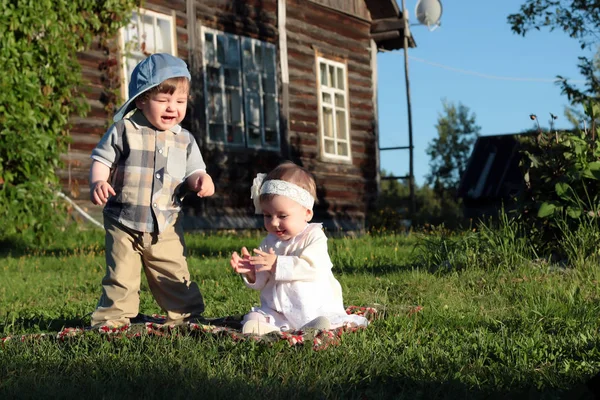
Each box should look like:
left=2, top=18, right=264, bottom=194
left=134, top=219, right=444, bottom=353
left=261, top=161, right=318, bottom=203
left=138, top=76, right=189, bottom=101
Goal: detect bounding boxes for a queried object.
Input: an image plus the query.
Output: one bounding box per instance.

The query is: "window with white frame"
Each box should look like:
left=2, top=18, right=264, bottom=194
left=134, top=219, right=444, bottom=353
left=202, top=27, right=279, bottom=149
left=120, top=9, right=177, bottom=100
left=318, top=57, right=351, bottom=160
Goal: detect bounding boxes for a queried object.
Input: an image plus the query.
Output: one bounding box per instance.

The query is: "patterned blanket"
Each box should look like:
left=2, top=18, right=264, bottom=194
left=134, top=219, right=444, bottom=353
left=1, top=306, right=378, bottom=351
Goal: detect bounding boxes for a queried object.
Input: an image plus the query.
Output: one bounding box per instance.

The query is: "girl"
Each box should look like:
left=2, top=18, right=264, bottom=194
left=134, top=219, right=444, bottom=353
left=230, top=162, right=368, bottom=335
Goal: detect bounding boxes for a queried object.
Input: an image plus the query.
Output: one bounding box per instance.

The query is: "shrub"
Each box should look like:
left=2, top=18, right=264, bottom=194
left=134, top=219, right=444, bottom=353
left=0, top=0, right=137, bottom=243
left=368, top=176, right=464, bottom=233
left=517, top=104, right=600, bottom=256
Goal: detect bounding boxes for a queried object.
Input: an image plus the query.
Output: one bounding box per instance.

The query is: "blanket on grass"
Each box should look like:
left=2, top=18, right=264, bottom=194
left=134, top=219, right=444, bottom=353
left=1, top=306, right=378, bottom=351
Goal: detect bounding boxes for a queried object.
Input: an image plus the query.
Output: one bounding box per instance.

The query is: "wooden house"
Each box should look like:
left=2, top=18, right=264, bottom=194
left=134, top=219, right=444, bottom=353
left=63, top=0, right=414, bottom=232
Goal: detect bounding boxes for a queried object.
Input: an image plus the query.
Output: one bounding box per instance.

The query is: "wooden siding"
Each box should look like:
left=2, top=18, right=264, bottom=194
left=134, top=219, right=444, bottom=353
left=308, top=0, right=370, bottom=20
left=285, top=0, right=377, bottom=229
left=60, top=0, right=379, bottom=232
left=195, top=0, right=278, bottom=42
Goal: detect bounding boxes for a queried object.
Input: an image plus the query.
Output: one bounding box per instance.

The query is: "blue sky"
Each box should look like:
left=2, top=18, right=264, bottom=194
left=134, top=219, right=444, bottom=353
left=377, top=0, right=590, bottom=186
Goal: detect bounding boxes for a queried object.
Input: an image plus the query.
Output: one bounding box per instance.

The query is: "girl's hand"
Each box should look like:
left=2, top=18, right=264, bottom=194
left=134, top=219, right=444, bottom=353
left=230, top=247, right=256, bottom=282
left=249, top=248, right=277, bottom=273
left=91, top=181, right=116, bottom=205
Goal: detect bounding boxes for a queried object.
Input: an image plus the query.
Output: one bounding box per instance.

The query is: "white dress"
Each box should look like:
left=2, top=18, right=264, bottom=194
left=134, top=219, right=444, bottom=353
left=243, top=223, right=368, bottom=330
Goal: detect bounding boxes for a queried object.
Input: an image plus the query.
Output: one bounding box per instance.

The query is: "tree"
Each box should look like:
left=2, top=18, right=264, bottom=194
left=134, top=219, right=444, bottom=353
left=371, top=170, right=463, bottom=230
left=426, top=100, right=480, bottom=195
left=508, top=1, right=600, bottom=104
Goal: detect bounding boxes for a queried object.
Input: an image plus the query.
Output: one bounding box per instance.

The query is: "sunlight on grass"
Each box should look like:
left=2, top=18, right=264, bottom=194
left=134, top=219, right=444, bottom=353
left=2, top=226, right=600, bottom=399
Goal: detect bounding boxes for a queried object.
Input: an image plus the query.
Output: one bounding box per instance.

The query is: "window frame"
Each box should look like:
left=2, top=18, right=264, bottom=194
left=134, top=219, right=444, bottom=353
left=201, top=26, right=280, bottom=151
left=119, top=8, right=177, bottom=102
left=317, top=56, right=352, bottom=162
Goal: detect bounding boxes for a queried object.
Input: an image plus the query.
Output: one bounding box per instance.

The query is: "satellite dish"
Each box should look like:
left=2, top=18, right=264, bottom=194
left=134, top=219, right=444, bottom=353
left=415, top=0, right=442, bottom=31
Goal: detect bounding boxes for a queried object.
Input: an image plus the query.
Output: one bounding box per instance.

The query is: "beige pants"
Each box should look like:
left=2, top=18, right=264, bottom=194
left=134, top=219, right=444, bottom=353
left=90, top=216, right=204, bottom=327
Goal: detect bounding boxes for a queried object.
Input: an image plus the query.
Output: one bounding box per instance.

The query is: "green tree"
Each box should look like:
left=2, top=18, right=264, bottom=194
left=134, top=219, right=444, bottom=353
left=371, top=170, right=462, bottom=231
left=508, top=1, right=600, bottom=104
left=426, top=100, right=480, bottom=195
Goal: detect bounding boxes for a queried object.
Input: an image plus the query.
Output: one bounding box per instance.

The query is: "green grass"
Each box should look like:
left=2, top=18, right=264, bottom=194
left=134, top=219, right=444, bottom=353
left=1, top=227, right=600, bottom=399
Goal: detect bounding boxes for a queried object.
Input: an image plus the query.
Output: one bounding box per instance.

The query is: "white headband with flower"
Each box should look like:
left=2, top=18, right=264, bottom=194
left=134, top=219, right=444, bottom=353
left=250, top=173, right=315, bottom=214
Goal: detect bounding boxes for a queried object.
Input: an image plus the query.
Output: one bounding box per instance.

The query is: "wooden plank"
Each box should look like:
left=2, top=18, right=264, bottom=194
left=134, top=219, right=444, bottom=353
left=306, top=0, right=370, bottom=21
left=371, top=31, right=400, bottom=42
left=370, top=17, right=404, bottom=33
left=363, top=0, right=399, bottom=20
left=286, top=15, right=369, bottom=44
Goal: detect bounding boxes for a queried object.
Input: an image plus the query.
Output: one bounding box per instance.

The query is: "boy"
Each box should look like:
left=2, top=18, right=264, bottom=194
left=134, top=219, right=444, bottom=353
left=89, top=53, right=214, bottom=328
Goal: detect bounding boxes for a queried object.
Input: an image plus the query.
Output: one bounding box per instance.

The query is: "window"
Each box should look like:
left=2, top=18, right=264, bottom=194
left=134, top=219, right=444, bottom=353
left=120, top=9, right=176, bottom=100
left=202, top=28, right=279, bottom=149
left=317, top=57, right=351, bottom=161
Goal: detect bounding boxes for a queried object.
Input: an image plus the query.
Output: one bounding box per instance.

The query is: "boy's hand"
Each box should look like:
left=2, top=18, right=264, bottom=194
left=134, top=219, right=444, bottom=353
left=230, top=247, right=256, bottom=282
left=250, top=248, right=277, bottom=273
left=90, top=181, right=115, bottom=205
left=188, top=172, right=215, bottom=197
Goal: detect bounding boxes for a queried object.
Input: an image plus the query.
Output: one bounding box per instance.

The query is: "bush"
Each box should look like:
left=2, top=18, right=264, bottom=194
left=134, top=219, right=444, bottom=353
left=517, top=104, right=600, bottom=257
left=368, top=175, right=464, bottom=233
left=0, top=0, right=137, bottom=243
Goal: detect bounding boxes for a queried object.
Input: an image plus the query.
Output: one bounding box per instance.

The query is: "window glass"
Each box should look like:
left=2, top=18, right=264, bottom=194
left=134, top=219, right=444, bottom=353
left=324, top=139, right=335, bottom=154
left=242, top=39, right=254, bottom=71
left=263, top=75, right=276, bottom=94
left=228, top=125, right=244, bottom=144
left=202, top=28, right=279, bottom=149
left=217, top=35, right=226, bottom=65
left=264, top=46, right=275, bottom=74
left=336, top=110, right=347, bottom=140
left=226, top=39, right=240, bottom=66
left=207, top=66, right=220, bottom=87
left=227, top=89, right=242, bottom=125
left=335, top=93, right=345, bottom=108
left=120, top=10, right=176, bottom=101
left=245, top=72, right=261, bottom=92
left=328, top=65, right=335, bottom=88
left=208, top=91, right=223, bottom=123
left=323, top=108, right=333, bottom=138
left=139, top=14, right=155, bottom=51
left=224, top=68, right=240, bottom=87
left=320, top=63, right=327, bottom=86
left=204, top=33, right=215, bottom=63
left=264, top=95, right=278, bottom=147
left=337, top=141, right=348, bottom=156
left=336, top=67, right=344, bottom=90
left=318, top=58, right=351, bottom=160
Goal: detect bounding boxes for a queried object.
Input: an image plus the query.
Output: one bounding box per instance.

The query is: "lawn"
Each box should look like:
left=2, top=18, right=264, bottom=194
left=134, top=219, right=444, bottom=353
left=1, top=227, right=600, bottom=399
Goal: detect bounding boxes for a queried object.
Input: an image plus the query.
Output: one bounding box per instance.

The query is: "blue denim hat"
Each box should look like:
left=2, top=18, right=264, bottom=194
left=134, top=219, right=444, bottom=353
left=113, top=53, right=191, bottom=122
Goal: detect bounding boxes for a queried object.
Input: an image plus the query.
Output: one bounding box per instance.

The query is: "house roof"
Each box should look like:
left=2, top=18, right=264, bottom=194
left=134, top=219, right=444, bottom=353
left=457, top=134, right=525, bottom=202
left=364, top=0, right=416, bottom=51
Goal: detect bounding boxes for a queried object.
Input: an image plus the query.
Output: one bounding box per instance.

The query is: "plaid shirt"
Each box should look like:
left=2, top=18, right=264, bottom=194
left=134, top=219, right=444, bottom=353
left=91, top=111, right=206, bottom=233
